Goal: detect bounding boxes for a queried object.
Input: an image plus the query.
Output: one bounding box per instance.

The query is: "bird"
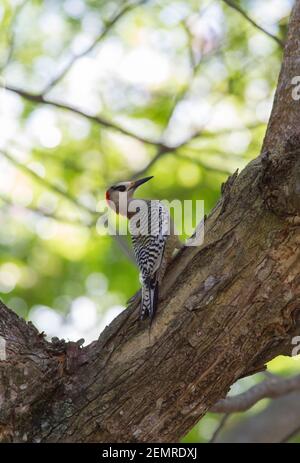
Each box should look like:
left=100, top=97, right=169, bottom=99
left=106, top=176, right=182, bottom=321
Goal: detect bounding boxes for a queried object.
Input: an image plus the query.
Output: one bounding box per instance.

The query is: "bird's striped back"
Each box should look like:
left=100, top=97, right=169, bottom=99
left=129, top=200, right=169, bottom=319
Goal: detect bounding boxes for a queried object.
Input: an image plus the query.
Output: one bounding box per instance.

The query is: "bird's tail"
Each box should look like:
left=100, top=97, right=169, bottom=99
left=140, top=276, right=159, bottom=321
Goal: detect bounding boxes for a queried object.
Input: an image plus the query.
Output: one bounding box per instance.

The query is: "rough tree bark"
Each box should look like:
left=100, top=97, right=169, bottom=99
left=0, top=2, right=300, bottom=443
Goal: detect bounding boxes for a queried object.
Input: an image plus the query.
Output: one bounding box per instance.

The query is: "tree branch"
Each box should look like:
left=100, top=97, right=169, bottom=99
left=175, top=152, right=233, bottom=176
left=217, top=391, right=300, bottom=443
left=211, top=374, right=300, bottom=413
left=0, top=149, right=136, bottom=262
left=0, top=0, right=29, bottom=71
left=43, top=1, right=145, bottom=93
left=209, top=413, right=230, bottom=443
left=1, top=84, right=162, bottom=147
left=0, top=192, right=89, bottom=227
left=281, top=422, right=300, bottom=443
left=222, top=0, right=284, bottom=48
left=0, top=148, right=94, bottom=217
left=2, top=83, right=237, bottom=180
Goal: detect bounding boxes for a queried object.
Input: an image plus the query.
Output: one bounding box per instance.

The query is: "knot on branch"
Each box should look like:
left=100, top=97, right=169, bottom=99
left=65, top=339, right=86, bottom=374
left=48, top=337, right=87, bottom=374
left=259, top=137, right=300, bottom=221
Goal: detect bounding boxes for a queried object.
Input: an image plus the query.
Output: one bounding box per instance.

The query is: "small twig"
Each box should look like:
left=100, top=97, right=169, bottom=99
left=209, top=413, right=230, bottom=443
left=175, top=151, right=233, bottom=175
left=161, top=16, right=218, bottom=142
left=281, top=424, right=300, bottom=443
left=43, top=1, right=145, bottom=93
left=222, top=0, right=284, bottom=48
left=0, top=193, right=89, bottom=227
left=131, top=144, right=169, bottom=180
left=0, top=149, right=136, bottom=262
left=0, top=148, right=94, bottom=216
left=181, top=20, right=198, bottom=71
left=0, top=0, right=29, bottom=71
left=131, top=90, right=227, bottom=180
left=199, top=122, right=265, bottom=138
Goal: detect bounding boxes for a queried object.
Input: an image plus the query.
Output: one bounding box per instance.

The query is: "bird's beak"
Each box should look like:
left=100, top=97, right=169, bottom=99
left=129, top=176, right=153, bottom=190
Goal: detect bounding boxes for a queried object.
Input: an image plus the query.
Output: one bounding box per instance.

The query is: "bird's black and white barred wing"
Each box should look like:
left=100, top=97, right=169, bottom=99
left=130, top=200, right=169, bottom=277
left=129, top=200, right=169, bottom=319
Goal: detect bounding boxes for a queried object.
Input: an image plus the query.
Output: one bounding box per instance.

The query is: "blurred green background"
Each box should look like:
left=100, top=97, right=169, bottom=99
left=0, top=0, right=298, bottom=442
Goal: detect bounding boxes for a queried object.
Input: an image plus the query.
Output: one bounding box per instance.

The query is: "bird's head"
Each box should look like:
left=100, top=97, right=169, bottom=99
left=105, top=176, right=153, bottom=215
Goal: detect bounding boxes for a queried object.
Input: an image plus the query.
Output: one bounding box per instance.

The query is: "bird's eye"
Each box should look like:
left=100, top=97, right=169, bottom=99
left=117, top=185, right=126, bottom=192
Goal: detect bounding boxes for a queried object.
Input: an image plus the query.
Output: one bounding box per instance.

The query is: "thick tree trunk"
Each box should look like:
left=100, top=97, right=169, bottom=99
left=0, top=2, right=300, bottom=444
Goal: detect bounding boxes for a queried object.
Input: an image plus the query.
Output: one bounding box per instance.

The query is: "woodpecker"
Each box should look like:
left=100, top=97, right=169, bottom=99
left=106, top=176, right=181, bottom=321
